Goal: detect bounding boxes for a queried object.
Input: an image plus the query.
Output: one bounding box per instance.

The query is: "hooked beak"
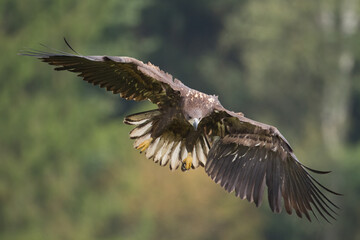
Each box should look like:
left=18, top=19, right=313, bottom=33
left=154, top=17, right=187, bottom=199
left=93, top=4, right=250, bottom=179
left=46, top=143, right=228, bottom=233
left=188, top=118, right=200, bottom=130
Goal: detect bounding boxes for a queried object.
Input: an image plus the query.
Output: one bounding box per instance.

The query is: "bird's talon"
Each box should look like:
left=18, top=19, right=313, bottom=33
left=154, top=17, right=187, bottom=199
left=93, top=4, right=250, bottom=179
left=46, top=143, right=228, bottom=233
left=182, top=152, right=192, bottom=171
left=136, top=138, right=153, bottom=152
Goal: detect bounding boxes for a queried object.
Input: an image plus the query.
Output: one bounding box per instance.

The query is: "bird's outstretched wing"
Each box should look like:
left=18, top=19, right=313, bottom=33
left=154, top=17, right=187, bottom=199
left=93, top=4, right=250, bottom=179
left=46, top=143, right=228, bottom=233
left=20, top=46, right=186, bottom=106
left=204, top=108, right=341, bottom=222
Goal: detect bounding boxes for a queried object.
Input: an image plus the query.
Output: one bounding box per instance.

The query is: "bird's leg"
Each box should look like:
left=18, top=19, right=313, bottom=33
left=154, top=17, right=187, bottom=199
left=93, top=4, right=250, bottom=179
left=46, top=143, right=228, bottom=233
left=136, top=138, right=153, bottom=152
left=181, top=152, right=192, bottom=171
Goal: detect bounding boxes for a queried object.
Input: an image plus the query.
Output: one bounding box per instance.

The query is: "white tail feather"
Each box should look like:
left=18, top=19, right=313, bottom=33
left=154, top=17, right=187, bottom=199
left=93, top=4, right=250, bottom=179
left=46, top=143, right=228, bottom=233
left=196, top=140, right=207, bottom=165
left=129, top=122, right=152, bottom=138
left=126, top=119, right=148, bottom=125
left=152, top=137, right=166, bottom=161
left=145, top=137, right=160, bottom=159
left=161, top=141, right=174, bottom=166
left=192, top=146, right=199, bottom=168
left=181, top=144, right=188, bottom=161
left=170, top=142, right=182, bottom=170
left=154, top=139, right=168, bottom=163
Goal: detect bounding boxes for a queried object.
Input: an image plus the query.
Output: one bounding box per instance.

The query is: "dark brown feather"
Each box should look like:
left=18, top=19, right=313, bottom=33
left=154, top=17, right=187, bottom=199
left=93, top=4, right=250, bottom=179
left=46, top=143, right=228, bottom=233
left=20, top=50, right=187, bottom=107
left=205, top=112, right=340, bottom=222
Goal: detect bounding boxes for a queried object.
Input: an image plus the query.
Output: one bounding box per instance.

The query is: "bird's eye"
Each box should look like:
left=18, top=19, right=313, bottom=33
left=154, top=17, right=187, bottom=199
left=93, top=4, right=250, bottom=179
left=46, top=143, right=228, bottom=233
left=184, top=113, right=191, bottom=121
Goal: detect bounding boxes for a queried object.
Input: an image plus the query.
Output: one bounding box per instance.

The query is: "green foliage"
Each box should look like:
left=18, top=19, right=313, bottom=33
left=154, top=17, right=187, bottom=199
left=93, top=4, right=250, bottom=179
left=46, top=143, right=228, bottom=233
left=1, top=0, right=359, bottom=239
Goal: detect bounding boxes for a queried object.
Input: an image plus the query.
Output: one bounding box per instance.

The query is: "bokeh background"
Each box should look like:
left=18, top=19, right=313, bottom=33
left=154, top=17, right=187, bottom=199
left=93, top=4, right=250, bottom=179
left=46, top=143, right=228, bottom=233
left=1, top=0, right=360, bottom=239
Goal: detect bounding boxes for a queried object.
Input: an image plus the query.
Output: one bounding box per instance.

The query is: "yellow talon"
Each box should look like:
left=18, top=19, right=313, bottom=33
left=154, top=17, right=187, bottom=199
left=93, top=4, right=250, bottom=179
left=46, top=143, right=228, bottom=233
left=136, top=138, right=153, bottom=152
left=182, top=152, right=192, bottom=171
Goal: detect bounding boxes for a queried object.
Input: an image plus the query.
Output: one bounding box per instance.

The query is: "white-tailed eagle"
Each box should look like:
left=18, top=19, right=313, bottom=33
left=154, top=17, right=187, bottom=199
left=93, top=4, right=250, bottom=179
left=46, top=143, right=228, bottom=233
left=20, top=41, right=341, bottom=222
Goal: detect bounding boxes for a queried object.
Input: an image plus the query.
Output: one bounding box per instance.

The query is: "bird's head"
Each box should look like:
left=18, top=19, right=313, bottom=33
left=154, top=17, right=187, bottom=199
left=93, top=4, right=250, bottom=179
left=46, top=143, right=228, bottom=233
left=182, top=90, right=219, bottom=131
left=185, top=115, right=201, bottom=130
left=183, top=108, right=209, bottom=131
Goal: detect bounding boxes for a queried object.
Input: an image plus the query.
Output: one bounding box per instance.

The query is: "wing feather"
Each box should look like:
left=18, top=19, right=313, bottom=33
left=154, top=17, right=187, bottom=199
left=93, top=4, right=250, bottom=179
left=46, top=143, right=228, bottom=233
left=20, top=48, right=186, bottom=106
left=204, top=111, right=341, bottom=222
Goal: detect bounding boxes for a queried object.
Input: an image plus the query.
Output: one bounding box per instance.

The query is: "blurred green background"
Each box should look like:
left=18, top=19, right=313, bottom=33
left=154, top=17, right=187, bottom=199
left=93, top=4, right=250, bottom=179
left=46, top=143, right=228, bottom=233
left=1, top=0, right=360, bottom=239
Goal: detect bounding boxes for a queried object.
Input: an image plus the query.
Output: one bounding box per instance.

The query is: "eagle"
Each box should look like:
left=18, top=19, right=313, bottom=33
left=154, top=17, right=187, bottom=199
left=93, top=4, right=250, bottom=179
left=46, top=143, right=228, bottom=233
left=20, top=41, right=340, bottom=222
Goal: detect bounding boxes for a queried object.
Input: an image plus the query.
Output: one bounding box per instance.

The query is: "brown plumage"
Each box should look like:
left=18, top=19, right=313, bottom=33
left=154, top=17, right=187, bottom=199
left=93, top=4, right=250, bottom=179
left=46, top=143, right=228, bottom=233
left=20, top=41, right=341, bottom=222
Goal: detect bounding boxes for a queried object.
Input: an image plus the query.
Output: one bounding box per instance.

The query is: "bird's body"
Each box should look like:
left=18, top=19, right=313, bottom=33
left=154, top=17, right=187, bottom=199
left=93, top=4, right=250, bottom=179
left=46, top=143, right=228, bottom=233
left=21, top=42, right=340, bottom=222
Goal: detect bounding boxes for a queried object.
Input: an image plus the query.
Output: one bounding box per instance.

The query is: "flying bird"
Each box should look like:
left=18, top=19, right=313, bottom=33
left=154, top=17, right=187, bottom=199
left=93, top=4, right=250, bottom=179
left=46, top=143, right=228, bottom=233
left=20, top=41, right=340, bottom=222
